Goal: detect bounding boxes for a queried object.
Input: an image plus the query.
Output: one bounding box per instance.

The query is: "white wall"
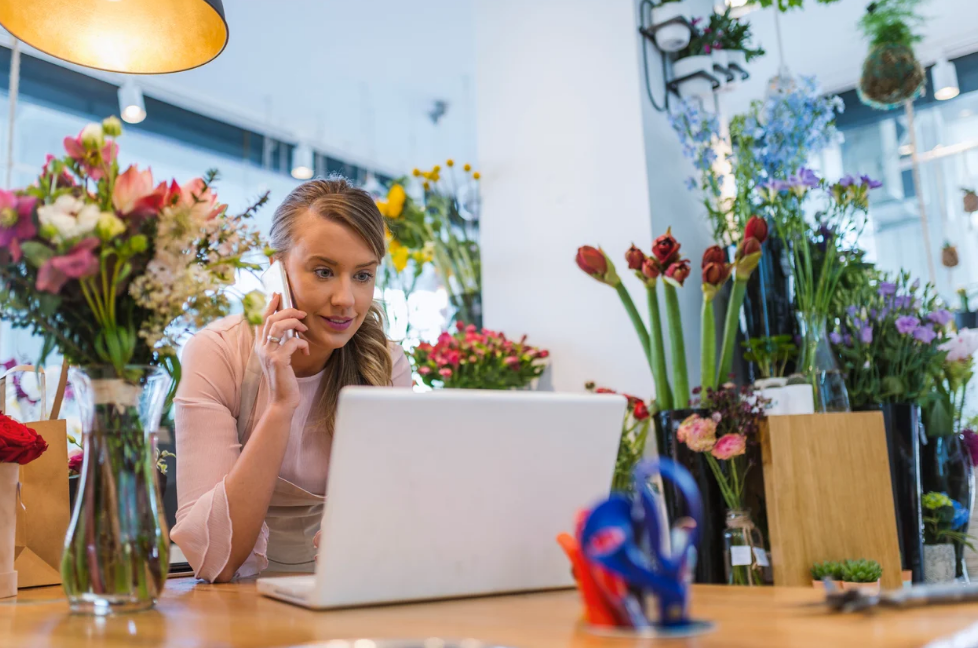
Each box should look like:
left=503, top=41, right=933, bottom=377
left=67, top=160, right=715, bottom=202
left=474, top=0, right=658, bottom=398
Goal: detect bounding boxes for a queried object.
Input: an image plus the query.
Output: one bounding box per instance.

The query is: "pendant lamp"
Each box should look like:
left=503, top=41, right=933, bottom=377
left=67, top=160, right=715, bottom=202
left=0, top=0, right=228, bottom=74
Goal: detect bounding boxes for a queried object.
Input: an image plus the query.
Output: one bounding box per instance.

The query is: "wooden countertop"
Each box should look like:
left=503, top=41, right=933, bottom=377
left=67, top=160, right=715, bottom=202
left=1, top=579, right=976, bottom=648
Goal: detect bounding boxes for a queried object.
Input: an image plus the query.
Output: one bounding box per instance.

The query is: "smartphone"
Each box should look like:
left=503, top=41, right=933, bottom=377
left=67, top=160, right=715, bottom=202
left=260, top=260, right=296, bottom=339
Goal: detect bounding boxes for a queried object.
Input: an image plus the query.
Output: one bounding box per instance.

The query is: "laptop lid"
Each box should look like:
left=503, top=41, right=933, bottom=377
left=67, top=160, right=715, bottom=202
left=311, top=388, right=626, bottom=608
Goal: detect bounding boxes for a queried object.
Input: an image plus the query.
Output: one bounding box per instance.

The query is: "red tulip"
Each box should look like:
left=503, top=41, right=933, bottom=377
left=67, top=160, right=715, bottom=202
left=701, top=245, right=726, bottom=268
left=456, top=321, right=466, bottom=332
left=652, top=228, right=681, bottom=266
left=625, top=244, right=646, bottom=270
left=663, top=259, right=691, bottom=287
left=633, top=400, right=650, bottom=421
left=641, top=258, right=661, bottom=281
left=738, top=237, right=762, bottom=258
left=576, top=246, right=619, bottom=286
left=702, top=262, right=731, bottom=287
left=744, top=216, right=768, bottom=244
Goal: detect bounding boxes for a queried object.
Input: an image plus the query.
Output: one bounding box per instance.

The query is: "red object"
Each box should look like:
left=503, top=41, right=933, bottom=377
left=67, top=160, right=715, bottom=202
left=701, top=244, right=725, bottom=268
left=702, top=261, right=731, bottom=287
left=641, top=257, right=661, bottom=280
left=68, top=450, right=83, bottom=474
left=576, top=246, right=607, bottom=278
left=664, top=259, right=691, bottom=286
left=738, top=237, right=762, bottom=259
left=0, top=412, right=48, bottom=465
left=632, top=400, right=650, bottom=421
left=744, top=215, right=769, bottom=244
left=625, top=244, right=646, bottom=271
left=652, top=228, right=681, bottom=266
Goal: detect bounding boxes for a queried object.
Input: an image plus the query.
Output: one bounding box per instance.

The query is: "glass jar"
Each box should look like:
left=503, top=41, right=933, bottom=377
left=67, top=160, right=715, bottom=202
left=723, top=509, right=770, bottom=586
left=797, top=313, right=850, bottom=412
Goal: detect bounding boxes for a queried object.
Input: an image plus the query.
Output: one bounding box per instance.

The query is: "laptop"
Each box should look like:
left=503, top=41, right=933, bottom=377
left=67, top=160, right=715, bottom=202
left=256, top=387, right=626, bottom=609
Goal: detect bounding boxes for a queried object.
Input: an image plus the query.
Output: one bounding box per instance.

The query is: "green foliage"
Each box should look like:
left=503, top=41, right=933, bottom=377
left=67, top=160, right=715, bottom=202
left=810, top=560, right=844, bottom=580
left=710, top=9, right=765, bottom=62
left=840, top=559, right=883, bottom=583
left=746, top=0, right=841, bottom=11
left=742, top=335, right=798, bottom=379
left=859, top=0, right=926, bottom=47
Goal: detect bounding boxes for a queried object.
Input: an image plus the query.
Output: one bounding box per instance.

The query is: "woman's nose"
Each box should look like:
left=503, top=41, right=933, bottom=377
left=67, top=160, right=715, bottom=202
left=331, top=277, right=356, bottom=308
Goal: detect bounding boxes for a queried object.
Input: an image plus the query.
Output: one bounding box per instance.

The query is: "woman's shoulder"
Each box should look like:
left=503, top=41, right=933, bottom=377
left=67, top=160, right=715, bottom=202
left=181, top=315, right=253, bottom=373
left=387, top=340, right=413, bottom=387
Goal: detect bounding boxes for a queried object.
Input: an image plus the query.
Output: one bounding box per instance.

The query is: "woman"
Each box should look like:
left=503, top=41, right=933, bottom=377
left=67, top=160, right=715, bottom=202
left=171, top=178, right=412, bottom=583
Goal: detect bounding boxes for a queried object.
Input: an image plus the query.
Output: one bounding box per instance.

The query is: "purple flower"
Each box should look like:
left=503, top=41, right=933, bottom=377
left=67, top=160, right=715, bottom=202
left=763, top=179, right=790, bottom=192
left=913, top=326, right=937, bottom=344
left=911, top=279, right=920, bottom=291
left=846, top=305, right=858, bottom=318
left=860, top=175, right=883, bottom=189
left=878, top=282, right=897, bottom=296
left=795, top=167, right=820, bottom=187
left=878, top=307, right=890, bottom=321
left=829, top=331, right=843, bottom=345
left=896, top=316, right=920, bottom=335
left=844, top=334, right=853, bottom=347
left=860, top=326, right=873, bottom=344
left=928, top=309, right=953, bottom=327
left=839, top=175, right=856, bottom=188
left=895, top=295, right=913, bottom=310
left=963, top=430, right=978, bottom=465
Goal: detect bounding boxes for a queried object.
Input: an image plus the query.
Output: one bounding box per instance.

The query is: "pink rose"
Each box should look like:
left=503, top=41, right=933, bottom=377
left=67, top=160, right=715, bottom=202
left=711, top=434, right=746, bottom=460
left=36, top=237, right=100, bottom=293
left=676, top=414, right=717, bottom=453
left=0, top=190, right=37, bottom=262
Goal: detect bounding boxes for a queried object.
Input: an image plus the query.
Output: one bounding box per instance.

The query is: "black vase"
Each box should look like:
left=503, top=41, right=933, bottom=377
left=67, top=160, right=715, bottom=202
left=955, top=311, right=978, bottom=331
left=920, top=433, right=975, bottom=578
left=655, top=409, right=727, bottom=584
left=858, top=403, right=925, bottom=583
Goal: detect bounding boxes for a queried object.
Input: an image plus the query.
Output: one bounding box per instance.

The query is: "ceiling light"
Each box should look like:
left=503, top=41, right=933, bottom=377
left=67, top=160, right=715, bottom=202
left=291, top=144, right=314, bottom=180
left=0, top=0, right=228, bottom=74
left=117, top=80, right=146, bottom=124
left=722, top=0, right=759, bottom=18
left=933, top=57, right=960, bottom=101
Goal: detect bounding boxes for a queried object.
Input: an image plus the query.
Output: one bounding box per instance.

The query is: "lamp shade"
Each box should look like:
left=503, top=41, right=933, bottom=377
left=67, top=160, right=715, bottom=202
left=118, top=80, right=146, bottom=124
left=933, top=58, right=960, bottom=101
left=291, top=144, right=314, bottom=180
left=0, top=0, right=228, bottom=74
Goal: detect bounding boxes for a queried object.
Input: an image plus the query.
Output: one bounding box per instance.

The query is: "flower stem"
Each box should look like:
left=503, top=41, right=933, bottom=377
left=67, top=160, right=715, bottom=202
left=647, top=283, right=672, bottom=411
left=717, top=279, right=747, bottom=388
left=663, top=283, right=689, bottom=409
left=614, top=281, right=653, bottom=372
left=701, top=298, right=716, bottom=392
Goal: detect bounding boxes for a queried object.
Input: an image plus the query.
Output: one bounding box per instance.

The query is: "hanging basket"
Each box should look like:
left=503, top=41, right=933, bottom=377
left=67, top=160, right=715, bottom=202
left=857, top=42, right=925, bottom=110
left=964, top=190, right=978, bottom=214
left=942, top=244, right=960, bottom=268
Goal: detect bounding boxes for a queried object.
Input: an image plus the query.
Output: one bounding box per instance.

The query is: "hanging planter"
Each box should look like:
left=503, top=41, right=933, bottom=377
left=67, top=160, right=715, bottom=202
left=651, top=1, right=692, bottom=52
left=856, top=0, right=927, bottom=110
left=963, top=188, right=978, bottom=213
left=942, top=242, right=960, bottom=268
left=672, top=55, right=716, bottom=102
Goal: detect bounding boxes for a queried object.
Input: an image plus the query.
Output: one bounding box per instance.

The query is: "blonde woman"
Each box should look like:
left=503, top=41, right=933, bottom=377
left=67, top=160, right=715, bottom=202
left=171, top=178, right=411, bottom=583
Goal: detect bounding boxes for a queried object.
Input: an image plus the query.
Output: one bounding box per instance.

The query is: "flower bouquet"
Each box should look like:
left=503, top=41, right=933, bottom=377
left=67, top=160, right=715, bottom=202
left=0, top=117, right=268, bottom=613
left=585, top=383, right=651, bottom=492
left=409, top=321, right=548, bottom=391
left=922, top=491, right=975, bottom=583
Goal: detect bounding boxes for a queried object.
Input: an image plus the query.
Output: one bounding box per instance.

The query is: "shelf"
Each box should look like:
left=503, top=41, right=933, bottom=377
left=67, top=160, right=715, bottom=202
left=666, top=70, right=721, bottom=97
left=713, top=64, right=736, bottom=83
left=638, top=14, right=693, bottom=42
left=727, top=62, right=750, bottom=81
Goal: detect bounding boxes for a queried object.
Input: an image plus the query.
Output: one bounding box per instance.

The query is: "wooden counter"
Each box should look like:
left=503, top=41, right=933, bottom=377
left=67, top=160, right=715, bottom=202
left=1, top=579, right=976, bottom=648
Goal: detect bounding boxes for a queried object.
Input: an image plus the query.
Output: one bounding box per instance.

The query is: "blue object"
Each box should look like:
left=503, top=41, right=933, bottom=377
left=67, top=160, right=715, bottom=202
left=579, top=458, right=703, bottom=628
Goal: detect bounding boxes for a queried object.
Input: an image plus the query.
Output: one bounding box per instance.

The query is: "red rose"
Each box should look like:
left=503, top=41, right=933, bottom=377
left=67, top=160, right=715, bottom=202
left=652, top=228, right=681, bottom=266
left=68, top=450, right=83, bottom=474
left=744, top=216, right=768, bottom=244
left=633, top=400, right=650, bottom=421
left=0, top=413, right=48, bottom=465
left=625, top=244, right=646, bottom=271
left=663, top=259, right=691, bottom=287
left=701, top=245, right=726, bottom=268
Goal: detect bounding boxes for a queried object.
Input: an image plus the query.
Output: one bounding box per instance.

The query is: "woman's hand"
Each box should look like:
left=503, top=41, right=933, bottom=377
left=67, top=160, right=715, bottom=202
left=255, top=293, right=310, bottom=411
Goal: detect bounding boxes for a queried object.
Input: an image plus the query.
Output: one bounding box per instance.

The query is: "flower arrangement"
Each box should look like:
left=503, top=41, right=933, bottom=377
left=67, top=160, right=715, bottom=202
left=0, top=116, right=269, bottom=377
left=585, top=383, right=651, bottom=492
left=833, top=273, right=950, bottom=408
left=378, top=159, right=482, bottom=326
left=922, top=491, right=975, bottom=549
left=0, top=412, right=48, bottom=465
left=708, top=9, right=765, bottom=62
left=741, top=335, right=798, bottom=380
left=857, top=0, right=926, bottom=110
left=409, top=321, right=548, bottom=390
left=925, top=328, right=978, bottom=437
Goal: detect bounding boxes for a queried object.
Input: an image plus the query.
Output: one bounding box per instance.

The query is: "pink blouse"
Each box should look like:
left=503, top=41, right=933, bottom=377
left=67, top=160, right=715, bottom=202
left=170, top=315, right=413, bottom=582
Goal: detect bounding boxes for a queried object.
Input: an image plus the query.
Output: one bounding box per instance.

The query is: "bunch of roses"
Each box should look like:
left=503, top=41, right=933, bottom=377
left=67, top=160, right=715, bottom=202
left=0, top=412, right=48, bottom=465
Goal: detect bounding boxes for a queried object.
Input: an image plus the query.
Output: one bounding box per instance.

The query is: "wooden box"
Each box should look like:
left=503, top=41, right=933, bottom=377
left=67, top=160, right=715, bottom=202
left=761, top=412, right=903, bottom=589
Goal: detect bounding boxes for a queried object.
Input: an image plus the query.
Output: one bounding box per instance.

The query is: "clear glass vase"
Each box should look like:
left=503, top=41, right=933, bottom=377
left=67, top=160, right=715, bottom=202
left=61, top=366, right=172, bottom=615
left=796, top=313, right=850, bottom=413
left=723, top=509, right=769, bottom=586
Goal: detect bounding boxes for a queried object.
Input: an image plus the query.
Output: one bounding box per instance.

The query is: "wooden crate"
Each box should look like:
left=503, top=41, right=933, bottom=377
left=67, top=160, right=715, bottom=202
left=761, top=412, right=903, bottom=589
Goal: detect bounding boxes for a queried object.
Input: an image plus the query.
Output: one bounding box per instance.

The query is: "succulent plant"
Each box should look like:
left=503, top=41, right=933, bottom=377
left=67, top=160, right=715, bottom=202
left=840, top=559, right=883, bottom=583
left=810, top=560, right=844, bottom=581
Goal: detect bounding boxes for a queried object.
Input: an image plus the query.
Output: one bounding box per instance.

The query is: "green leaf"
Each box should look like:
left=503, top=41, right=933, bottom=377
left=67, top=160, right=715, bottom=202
left=37, top=293, right=61, bottom=318
left=20, top=241, right=55, bottom=268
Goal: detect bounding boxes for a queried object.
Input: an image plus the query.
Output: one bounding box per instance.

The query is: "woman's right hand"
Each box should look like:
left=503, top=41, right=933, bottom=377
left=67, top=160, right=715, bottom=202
left=255, top=293, right=311, bottom=411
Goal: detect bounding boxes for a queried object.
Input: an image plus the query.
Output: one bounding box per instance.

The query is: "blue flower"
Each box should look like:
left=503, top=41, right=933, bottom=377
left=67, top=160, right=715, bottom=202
left=860, top=175, right=883, bottom=189
left=846, top=305, right=859, bottom=318
left=829, top=331, right=843, bottom=345
left=953, top=499, right=970, bottom=530
left=684, top=177, right=697, bottom=191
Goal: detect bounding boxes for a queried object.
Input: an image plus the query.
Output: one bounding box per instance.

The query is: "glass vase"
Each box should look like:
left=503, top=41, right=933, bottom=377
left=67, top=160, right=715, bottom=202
left=723, top=509, right=769, bottom=586
left=796, top=313, right=850, bottom=413
left=61, top=366, right=172, bottom=615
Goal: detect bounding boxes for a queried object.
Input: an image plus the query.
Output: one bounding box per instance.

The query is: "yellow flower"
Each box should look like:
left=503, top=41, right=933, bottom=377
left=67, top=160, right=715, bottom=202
left=463, top=163, right=471, bottom=172
left=389, top=239, right=409, bottom=273
left=384, top=225, right=393, bottom=243
left=412, top=168, right=421, bottom=177
left=446, top=159, right=454, bottom=167
left=386, top=184, right=406, bottom=218
left=473, top=172, right=481, bottom=180
left=423, top=181, right=431, bottom=191
left=430, top=172, right=440, bottom=183
left=375, top=200, right=389, bottom=217
left=422, top=241, right=435, bottom=263
left=433, top=165, right=441, bottom=173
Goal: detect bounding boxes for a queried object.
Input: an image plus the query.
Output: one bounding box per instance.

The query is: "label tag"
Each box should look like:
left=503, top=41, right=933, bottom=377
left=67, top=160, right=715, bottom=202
left=731, top=545, right=752, bottom=566
left=753, top=548, right=770, bottom=567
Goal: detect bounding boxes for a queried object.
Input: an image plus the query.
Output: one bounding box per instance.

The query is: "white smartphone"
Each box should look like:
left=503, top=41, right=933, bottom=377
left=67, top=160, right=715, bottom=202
left=260, top=260, right=296, bottom=339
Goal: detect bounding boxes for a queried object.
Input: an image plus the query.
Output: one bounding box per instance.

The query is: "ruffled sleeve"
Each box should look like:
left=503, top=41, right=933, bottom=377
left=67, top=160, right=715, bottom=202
left=389, top=343, right=413, bottom=387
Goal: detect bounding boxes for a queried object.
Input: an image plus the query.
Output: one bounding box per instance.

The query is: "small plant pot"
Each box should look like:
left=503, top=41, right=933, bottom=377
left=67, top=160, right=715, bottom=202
left=672, top=55, right=714, bottom=102
left=712, top=50, right=731, bottom=91
left=651, top=2, right=691, bottom=53
left=901, top=569, right=913, bottom=588
left=812, top=579, right=844, bottom=591
left=841, top=580, right=881, bottom=595
left=727, top=49, right=747, bottom=73
left=924, top=543, right=957, bottom=584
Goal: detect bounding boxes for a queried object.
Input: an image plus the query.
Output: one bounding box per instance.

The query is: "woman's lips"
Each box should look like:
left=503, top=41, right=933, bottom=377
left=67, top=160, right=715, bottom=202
left=321, top=315, right=353, bottom=332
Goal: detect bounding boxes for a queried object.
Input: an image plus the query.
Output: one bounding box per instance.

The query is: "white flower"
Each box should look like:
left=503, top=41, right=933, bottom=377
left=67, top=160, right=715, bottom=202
left=80, top=123, right=105, bottom=149
left=37, top=195, right=100, bottom=244
left=940, top=328, right=978, bottom=362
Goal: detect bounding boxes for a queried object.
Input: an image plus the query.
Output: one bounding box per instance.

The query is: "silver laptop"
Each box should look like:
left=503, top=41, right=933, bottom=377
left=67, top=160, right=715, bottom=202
left=256, top=387, right=625, bottom=609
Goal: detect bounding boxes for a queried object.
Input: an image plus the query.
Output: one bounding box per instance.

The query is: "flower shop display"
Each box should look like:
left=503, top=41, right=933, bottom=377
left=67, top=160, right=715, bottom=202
left=672, top=18, right=719, bottom=101
left=649, top=0, right=691, bottom=53
left=857, top=0, right=926, bottom=110
left=810, top=560, right=844, bottom=589
left=922, top=491, right=975, bottom=583
left=0, top=412, right=49, bottom=598
left=740, top=336, right=814, bottom=415
left=409, top=322, right=548, bottom=391
left=675, top=385, right=769, bottom=586
left=585, top=383, right=651, bottom=492
left=839, top=559, right=883, bottom=594
left=0, top=117, right=269, bottom=613
left=379, top=160, right=482, bottom=328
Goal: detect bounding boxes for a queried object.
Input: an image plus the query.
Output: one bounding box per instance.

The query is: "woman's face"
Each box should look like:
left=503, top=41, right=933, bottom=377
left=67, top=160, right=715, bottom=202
left=282, top=210, right=379, bottom=354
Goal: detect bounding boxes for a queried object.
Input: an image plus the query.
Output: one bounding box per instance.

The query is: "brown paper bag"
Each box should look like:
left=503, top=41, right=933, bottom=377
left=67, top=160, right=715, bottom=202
left=0, top=364, right=69, bottom=589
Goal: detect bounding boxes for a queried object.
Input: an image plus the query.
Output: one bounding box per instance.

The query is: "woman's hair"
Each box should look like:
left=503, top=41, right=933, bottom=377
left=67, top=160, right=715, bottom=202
left=269, top=176, right=393, bottom=432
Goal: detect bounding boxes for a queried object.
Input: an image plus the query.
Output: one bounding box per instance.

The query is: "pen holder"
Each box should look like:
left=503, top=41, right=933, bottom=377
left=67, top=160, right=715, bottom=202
left=557, top=459, right=715, bottom=638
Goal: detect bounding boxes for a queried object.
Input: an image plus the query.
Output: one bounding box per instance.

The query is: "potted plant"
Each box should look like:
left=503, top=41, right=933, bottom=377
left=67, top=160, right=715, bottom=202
left=672, top=18, right=718, bottom=101
left=650, top=0, right=691, bottom=53
left=922, top=491, right=975, bottom=583
left=956, top=288, right=978, bottom=330
left=857, top=0, right=926, bottom=110
left=710, top=8, right=765, bottom=78
left=840, top=559, right=883, bottom=594
left=810, top=560, right=844, bottom=590
left=740, top=335, right=815, bottom=415
left=585, top=383, right=651, bottom=493
left=963, top=188, right=978, bottom=214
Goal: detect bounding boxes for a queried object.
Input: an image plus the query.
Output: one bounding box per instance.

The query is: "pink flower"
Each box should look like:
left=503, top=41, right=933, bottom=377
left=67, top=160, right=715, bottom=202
left=63, top=132, right=118, bottom=180
left=36, top=237, right=100, bottom=293
left=41, top=154, right=76, bottom=189
left=113, top=165, right=165, bottom=219
left=940, top=329, right=978, bottom=362
left=0, top=190, right=37, bottom=262
left=177, top=177, right=225, bottom=221
left=68, top=450, right=83, bottom=474
left=504, top=356, right=520, bottom=369
left=711, top=434, right=746, bottom=460
left=676, top=414, right=717, bottom=453
left=418, top=366, right=432, bottom=376
left=439, top=368, right=453, bottom=379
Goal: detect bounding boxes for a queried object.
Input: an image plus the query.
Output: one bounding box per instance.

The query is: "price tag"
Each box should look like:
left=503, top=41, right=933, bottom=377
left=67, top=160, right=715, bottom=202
left=753, top=548, right=770, bottom=567
left=731, top=546, right=752, bottom=566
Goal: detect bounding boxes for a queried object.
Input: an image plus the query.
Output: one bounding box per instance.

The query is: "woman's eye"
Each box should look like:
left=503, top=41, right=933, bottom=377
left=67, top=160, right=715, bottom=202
left=355, top=271, right=374, bottom=283
left=314, top=268, right=333, bottom=279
